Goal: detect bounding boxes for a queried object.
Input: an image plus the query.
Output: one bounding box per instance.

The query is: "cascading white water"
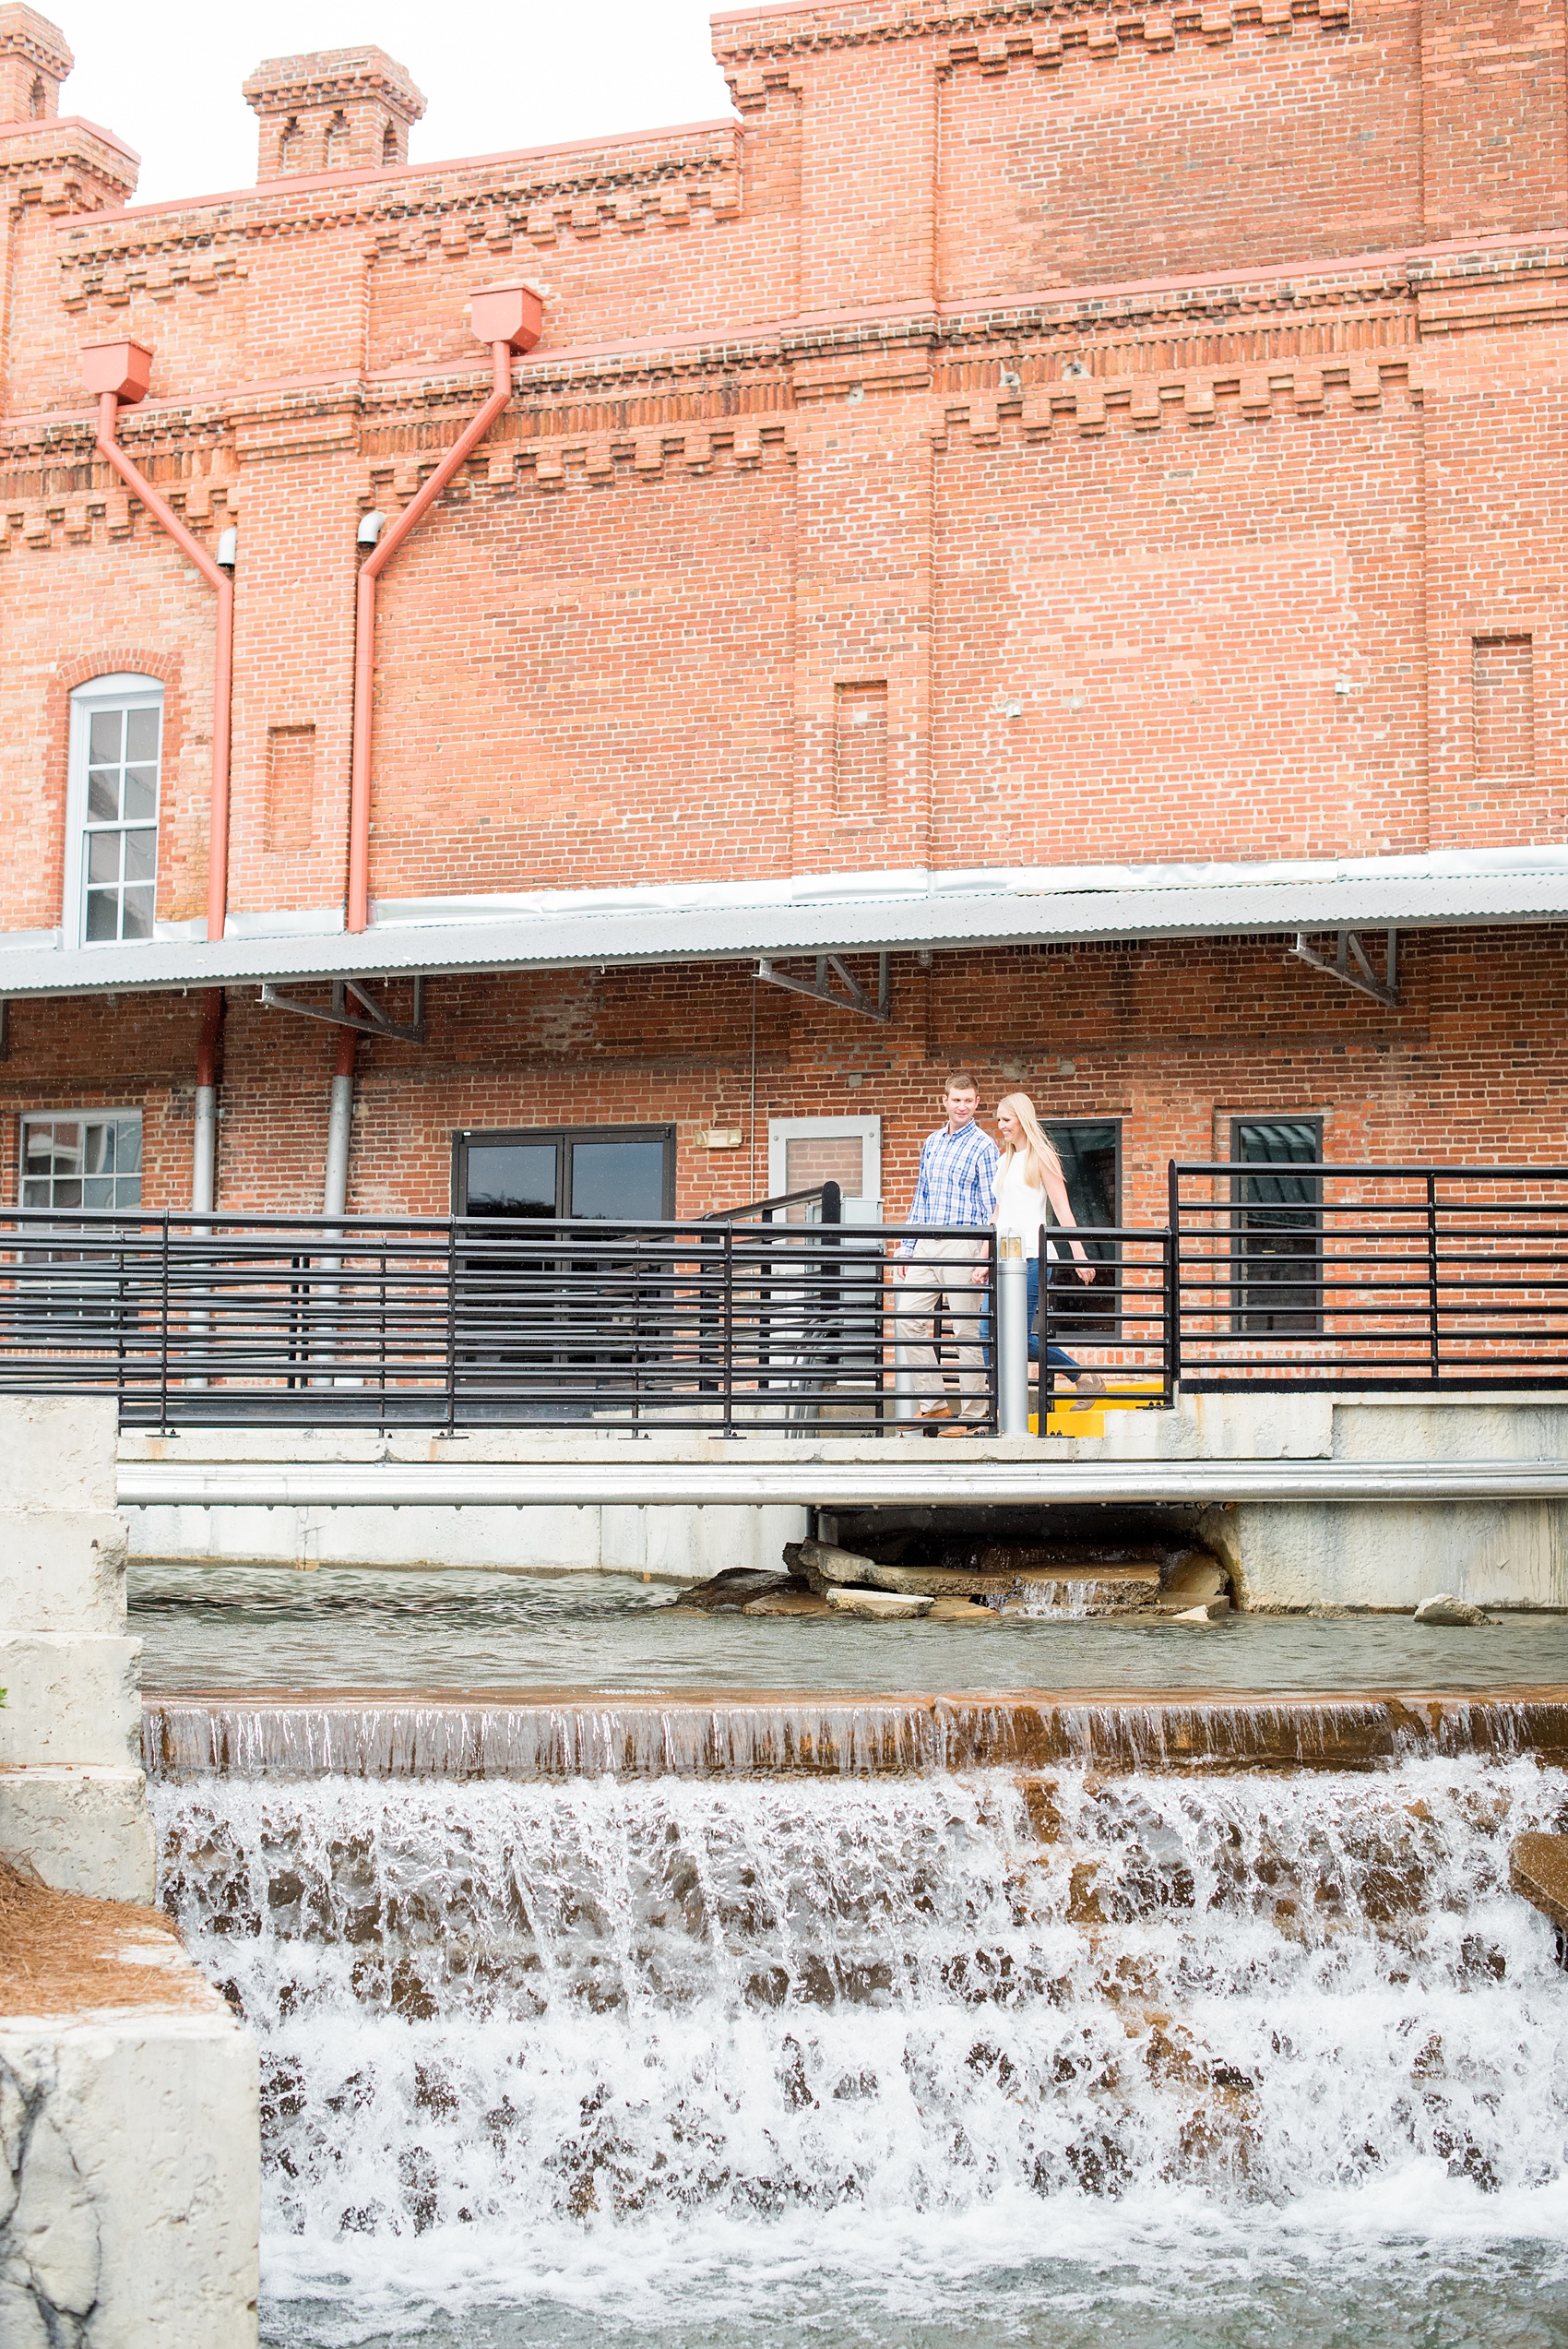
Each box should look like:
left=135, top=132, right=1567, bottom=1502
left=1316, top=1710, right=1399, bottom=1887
left=155, top=1755, right=1568, bottom=2347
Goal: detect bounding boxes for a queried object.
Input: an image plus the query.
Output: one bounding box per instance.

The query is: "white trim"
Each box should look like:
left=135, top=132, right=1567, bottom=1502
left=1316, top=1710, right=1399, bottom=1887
left=768, top=1115, right=882, bottom=1210
left=64, top=674, right=163, bottom=950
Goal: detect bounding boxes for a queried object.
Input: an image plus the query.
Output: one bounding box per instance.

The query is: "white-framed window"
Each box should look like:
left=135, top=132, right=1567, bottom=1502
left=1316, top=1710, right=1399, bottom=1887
left=65, top=674, right=163, bottom=946
left=19, top=1112, right=143, bottom=1212
left=767, top=1115, right=882, bottom=1222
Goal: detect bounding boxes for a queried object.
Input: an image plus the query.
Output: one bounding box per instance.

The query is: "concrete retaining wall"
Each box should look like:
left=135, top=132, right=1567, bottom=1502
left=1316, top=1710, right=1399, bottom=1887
left=0, top=1922, right=258, bottom=2347
left=0, top=1401, right=152, bottom=1902
left=125, top=1492, right=807, bottom=1580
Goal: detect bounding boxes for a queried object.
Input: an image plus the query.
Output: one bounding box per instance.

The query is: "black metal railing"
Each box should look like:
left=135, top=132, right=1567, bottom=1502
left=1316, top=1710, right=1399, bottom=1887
left=6, top=1163, right=1568, bottom=1427
left=0, top=1204, right=1009, bottom=1432
left=1170, top=1163, right=1568, bottom=1390
left=1036, top=1226, right=1176, bottom=1421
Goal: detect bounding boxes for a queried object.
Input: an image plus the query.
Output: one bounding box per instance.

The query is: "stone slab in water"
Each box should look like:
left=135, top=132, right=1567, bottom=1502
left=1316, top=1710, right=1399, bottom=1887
left=866, top=1560, right=1162, bottom=1600
left=825, top=1588, right=933, bottom=1621
left=743, top=1589, right=832, bottom=1618
left=1511, top=1831, right=1568, bottom=1932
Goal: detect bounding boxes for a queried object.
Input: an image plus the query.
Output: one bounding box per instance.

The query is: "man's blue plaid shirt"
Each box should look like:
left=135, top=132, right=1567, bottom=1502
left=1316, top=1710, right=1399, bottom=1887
left=898, top=1118, right=999, bottom=1254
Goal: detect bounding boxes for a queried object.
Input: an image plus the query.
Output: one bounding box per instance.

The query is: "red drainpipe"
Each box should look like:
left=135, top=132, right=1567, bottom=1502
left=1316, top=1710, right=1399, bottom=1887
left=346, top=280, right=542, bottom=936
left=81, top=340, right=234, bottom=944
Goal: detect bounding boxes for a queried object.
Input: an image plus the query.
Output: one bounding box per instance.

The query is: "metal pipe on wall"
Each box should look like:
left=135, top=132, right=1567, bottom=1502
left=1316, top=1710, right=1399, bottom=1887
left=322, top=1025, right=357, bottom=1218
left=192, top=989, right=223, bottom=1212
left=82, top=341, right=234, bottom=943
left=346, top=282, right=542, bottom=936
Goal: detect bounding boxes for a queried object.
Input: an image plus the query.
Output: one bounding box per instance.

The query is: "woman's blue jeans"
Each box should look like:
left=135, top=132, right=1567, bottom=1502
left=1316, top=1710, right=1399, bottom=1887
left=980, top=1258, right=1082, bottom=1375
left=1028, top=1255, right=1082, bottom=1374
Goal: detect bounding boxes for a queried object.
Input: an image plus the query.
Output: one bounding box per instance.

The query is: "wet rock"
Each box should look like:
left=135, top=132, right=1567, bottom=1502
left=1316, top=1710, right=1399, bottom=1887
left=1510, top=1832, right=1568, bottom=1935
left=742, top=1589, right=833, bottom=1618
left=926, top=1597, right=999, bottom=1627
left=783, top=1540, right=878, bottom=1587
left=824, top=1587, right=933, bottom=1622
left=1157, top=1553, right=1229, bottom=1612
left=1170, top=1601, right=1229, bottom=1625
left=1413, top=1593, right=1491, bottom=1627
left=677, top=1569, right=796, bottom=1612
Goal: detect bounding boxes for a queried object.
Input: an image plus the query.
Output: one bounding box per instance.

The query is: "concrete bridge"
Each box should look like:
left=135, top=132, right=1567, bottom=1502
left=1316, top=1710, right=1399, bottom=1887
left=119, top=1389, right=1568, bottom=1611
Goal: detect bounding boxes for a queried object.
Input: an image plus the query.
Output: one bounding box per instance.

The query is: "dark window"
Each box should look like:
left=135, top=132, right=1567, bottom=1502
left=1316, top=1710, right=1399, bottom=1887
left=1041, top=1118, right=1121, bottom=1336
left=1231, top=1117, right=1323, bottom=1334
left=452, top=1127, right=675, bottom=1222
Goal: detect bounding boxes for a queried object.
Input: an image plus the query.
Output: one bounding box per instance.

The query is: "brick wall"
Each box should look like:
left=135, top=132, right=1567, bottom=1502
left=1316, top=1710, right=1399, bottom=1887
left=0, top=0, right=1562, bottom=1186
left=0, top=926, right=1558, bottom=1222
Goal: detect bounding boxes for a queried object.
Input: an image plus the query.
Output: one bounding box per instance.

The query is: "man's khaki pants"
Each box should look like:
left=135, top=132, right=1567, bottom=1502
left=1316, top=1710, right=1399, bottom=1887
left=896, top=1234, right=989, bottom=1416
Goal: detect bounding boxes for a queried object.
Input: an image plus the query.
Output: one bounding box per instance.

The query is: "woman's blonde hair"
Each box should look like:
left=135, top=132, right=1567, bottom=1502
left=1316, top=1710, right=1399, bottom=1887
left=996, top=1092, right=1064, bottom=1198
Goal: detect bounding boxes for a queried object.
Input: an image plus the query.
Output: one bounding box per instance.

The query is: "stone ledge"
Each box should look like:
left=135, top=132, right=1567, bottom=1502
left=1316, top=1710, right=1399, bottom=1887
left=0, top=1769, right=154, bottom=1903
left=0, top=1863, right=258, bottom=2348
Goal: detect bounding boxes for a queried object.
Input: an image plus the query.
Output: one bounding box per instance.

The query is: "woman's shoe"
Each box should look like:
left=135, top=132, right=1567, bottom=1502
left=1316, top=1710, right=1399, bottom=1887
left=1072, top=1372, right=1107, bottom=1402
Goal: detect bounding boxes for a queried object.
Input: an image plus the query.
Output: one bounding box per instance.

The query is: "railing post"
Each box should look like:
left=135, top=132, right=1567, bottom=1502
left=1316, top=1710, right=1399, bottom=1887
left=1427, top=1168, right=1441, bottom=1385
left=445, top=1218, right=458, bottom=1435
left=1039, top=1222, right=1054, bottom=1431
left=1167, top=1160, right=1182, bottom=1402
left=721, top=1222, right=736, bottom=1437
left=158, top=1213, right=171, bottom=1435
left=997, top=1233, right=1029, bottom=1435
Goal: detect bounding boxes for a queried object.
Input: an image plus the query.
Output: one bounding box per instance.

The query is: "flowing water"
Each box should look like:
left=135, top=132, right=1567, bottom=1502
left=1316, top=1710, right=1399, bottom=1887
left=137, top=1564, right=1568, bottom=2345
left=153, top=1747, right=1568, bottom=2347
left=129, top=1561, right=1568, bottom=1697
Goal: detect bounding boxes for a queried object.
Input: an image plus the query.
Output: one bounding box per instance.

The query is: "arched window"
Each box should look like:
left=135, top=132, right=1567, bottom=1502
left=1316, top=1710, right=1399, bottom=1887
left=65, top=674, right=163, bottom=946
left=324, top=111, right=349, bottom=169
left=28, top=76, right=45, bottom=120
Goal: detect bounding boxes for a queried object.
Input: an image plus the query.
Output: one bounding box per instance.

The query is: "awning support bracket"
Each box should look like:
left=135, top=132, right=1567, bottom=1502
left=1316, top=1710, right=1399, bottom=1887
left=260, top=974, right=427, bottom=1043
left=755, top=950, right=891, bottom=1023
left=1290, top=928, right=1399, bottom=1008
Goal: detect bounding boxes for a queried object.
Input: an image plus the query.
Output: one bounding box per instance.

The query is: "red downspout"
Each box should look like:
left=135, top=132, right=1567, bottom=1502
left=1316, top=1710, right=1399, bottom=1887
left=81, top=340, right=234, bottom=944
left=346, top=280, right=542, bottom=936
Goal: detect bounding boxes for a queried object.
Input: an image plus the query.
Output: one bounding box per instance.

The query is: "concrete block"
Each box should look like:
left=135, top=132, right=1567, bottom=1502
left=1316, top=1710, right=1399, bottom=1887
left=0, top=1770, right=154, bottom=1903
left=1334, top=1400, right=1568, bottom=1463
left=1204, top=1497, right=1568, bottom=1610
left=0, top=1638, right=141, bottom=1770
left=0, top=1975, right=259, bottom=2346
left=0, top=1515, right=128, bottom=1634
left=0, top=1401, right=117, bottom=1516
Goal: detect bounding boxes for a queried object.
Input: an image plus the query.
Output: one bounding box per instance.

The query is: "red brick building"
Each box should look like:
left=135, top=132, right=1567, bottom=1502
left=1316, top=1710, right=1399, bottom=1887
left=0, top=0, right=1564, bottom=1235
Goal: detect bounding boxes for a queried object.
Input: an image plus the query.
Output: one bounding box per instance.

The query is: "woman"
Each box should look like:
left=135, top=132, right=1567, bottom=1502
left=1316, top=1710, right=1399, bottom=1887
left=988, top=1092, right=1105, bottom=1399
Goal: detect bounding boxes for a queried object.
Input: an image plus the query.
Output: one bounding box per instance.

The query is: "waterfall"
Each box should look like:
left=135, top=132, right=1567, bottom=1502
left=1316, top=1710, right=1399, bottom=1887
left=154, top=1751, right=1568, bottom=2343
left=145, top=1690, right=1568, bottom=1781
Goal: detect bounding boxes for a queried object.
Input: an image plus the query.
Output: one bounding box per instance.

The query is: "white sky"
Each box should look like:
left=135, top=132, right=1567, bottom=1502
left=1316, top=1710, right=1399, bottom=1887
left=52, top=2, right=737, bottom=208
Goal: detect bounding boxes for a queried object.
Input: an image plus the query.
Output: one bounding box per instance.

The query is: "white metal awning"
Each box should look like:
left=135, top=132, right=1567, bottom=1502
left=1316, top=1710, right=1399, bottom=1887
left=1, top=849, right=1565, bottom=997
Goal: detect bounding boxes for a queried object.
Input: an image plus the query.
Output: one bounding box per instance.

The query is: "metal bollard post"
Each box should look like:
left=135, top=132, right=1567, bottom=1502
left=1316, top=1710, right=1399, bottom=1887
left=997, top=1234, right=1030, bottom=1435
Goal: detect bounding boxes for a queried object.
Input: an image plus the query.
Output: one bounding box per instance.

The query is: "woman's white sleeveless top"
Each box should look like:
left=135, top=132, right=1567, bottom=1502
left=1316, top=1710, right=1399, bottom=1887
left=995, top=1154, right=1053, bottom=1258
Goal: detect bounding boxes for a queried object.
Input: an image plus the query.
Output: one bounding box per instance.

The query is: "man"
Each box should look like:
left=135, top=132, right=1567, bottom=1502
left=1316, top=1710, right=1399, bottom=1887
left=895, top=1071, right=999, bottom=1429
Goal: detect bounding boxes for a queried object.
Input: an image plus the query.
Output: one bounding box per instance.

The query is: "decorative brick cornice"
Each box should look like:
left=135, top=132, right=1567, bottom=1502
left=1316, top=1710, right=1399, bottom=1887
left=0, top=115, right=137, bottom=209
left=715, top=0, right=1346, bottom=75
left=0, top=6, right=71, bottom=84
left=241, top=45, right=425, bottom=123
left=53, top=125, right=742, bottom=315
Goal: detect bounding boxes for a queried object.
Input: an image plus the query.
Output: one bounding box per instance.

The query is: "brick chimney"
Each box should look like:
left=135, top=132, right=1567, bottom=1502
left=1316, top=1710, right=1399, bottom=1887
left=0, top=6, right=71, bottom=123
left=242, top=45, right=425, bottom=181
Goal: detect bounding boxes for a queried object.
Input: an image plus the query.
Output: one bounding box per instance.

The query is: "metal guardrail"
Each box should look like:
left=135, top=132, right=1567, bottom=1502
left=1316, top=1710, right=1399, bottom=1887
left=0, top=1202, right=1014, bottom=1434
left=1171, top=1163, right=1568, bottom=1391
left=5, top=1163, right=1567, bottom=1429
